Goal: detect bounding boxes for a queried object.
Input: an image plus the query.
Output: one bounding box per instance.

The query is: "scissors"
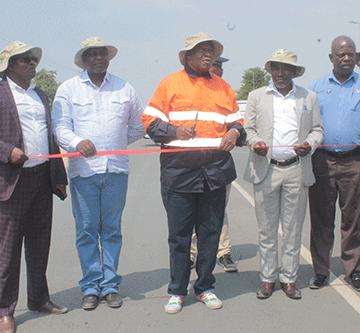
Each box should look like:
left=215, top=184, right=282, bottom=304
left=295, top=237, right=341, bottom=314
left=192, top=111, right=199, bottom=130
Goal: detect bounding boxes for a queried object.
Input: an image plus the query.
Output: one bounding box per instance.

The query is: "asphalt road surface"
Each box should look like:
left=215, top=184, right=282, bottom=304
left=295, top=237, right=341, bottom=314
left=13, top=139, right=360, bottom=332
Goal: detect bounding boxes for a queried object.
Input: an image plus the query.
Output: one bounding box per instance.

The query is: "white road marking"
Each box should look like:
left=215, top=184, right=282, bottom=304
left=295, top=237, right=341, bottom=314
left=231, top=181, right=254, bottom=206
left=232, top=180, right=360, bottom=314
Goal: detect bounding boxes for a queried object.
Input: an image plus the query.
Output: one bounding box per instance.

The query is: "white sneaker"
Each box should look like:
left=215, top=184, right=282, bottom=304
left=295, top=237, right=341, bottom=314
left=164, top=295, right=184, bottom=314
left=197, top=291, right=222, bottom=309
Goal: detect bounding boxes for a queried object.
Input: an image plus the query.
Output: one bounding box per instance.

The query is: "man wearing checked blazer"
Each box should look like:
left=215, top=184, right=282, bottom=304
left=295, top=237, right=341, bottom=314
left=243, top=49, right=324, bottom=300
left=0, top=41, right=68, bottom=333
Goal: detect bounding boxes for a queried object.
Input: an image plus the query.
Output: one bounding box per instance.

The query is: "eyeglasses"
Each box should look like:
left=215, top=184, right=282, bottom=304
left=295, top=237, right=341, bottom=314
left=11, top=55, right=39, bottom=64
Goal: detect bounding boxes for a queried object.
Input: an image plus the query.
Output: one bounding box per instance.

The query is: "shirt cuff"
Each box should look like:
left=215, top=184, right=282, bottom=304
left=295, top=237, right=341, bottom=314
left=69, top=136, right=85, bottom=151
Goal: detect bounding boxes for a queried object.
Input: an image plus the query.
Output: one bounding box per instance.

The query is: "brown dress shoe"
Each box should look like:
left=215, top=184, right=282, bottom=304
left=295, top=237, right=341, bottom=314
left=0, top=316, right=15, bottom=333
left=28, top=300, right=68, bottom=314
left=256, top=282, right=275, bottom=299
left=280, top=282, right=302, bottom=299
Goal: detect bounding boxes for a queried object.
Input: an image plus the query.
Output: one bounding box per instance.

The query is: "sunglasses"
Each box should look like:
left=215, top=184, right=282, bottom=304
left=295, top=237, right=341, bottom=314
left=11, top=55, right=39, bottom=64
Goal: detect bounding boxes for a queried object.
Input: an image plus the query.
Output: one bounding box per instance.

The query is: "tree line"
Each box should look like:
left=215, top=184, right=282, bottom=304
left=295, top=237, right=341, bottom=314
left=33, top=69, right=60, bottom=109
left=236, top=67, right=270, bottom=100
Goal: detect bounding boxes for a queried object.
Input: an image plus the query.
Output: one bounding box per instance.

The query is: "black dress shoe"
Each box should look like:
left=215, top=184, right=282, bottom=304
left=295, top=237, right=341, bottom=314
left=351, top=272, right=360, bottom=291
left=309, top=274, right=329, bottom=289
left=82, top=295, right=100, bottom=310
left=104, top=292, right=123, bottom=308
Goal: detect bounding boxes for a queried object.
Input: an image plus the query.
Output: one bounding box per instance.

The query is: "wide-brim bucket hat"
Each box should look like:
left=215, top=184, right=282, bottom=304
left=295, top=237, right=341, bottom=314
left=179, top=32, right=223, bottom=66
left=0, top=41, right=42, bottom=75
left=264, top=48, right=305, bottom=78
left=74, top=37, right=118, bottom=69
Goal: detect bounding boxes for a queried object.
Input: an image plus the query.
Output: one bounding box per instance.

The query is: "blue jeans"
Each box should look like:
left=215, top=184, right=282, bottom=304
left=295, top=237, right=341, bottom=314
left=161, top=184, right=225, bottom=296
left=70, top=172, right=128, bottom=296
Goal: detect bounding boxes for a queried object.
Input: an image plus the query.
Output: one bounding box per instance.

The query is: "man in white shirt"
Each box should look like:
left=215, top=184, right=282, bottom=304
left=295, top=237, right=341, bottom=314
left=52, top=37, right=145, bottom=311
left=0, top=41, right=68, bottom=333
left=243, top=49, right=323, bottom=299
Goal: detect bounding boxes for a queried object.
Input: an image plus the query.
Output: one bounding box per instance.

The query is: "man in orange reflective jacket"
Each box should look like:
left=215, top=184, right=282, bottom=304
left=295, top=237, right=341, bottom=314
left=141, top=32, right=246, bottom=314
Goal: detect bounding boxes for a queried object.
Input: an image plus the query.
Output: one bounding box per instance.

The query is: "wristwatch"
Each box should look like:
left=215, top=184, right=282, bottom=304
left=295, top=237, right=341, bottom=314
left=231, top=128, right=240, bottom=138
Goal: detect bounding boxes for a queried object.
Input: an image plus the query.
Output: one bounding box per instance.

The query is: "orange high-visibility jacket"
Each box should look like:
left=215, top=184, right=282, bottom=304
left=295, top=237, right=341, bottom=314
left=141, top=69, right=245, bottom=192
left=141, top=69, right=243, bottom=139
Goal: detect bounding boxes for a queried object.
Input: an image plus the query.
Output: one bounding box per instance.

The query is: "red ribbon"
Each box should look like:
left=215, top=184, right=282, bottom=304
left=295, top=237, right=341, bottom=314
left=29, top=143, right=360, bottom=159
left=30, top=147, right=217, bottom=159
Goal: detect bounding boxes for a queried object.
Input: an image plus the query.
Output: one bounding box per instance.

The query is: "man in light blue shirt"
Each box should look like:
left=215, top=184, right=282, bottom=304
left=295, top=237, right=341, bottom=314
left=52, top=37, right=145, bottom=310
left=308, top=35, right=360, bottom=291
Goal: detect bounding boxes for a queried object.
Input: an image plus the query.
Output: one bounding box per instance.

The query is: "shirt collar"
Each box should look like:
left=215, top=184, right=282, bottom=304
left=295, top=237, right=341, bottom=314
left=7, top=77, right=35, bottom=91
left=80, top=70, right=111, bottom=85
left=184, top=64, right=212, bottom=79
left=329, top=70, right=357, bottom=84
left=265, top=81, right=297, bottom=96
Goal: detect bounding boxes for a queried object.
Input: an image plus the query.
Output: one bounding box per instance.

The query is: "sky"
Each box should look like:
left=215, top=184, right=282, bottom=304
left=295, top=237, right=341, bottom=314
left=1, top=0, right=360, bottom=105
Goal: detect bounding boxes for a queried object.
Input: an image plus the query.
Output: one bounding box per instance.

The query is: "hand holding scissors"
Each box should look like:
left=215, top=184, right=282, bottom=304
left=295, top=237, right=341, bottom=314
left=175, top=111, right=198, bottom=140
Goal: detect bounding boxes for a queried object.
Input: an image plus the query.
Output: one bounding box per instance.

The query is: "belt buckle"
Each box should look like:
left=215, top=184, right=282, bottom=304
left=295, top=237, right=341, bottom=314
left=271, top=158, right=285, bottom=166
left=272, top=156, right=298, bottom=167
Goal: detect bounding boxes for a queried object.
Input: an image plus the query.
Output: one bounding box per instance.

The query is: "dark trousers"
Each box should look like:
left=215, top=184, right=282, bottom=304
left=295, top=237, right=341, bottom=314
left=161, top=183, right=225, bottom=296
left=0, top=164, right=53, bottom=316
left=309, top=149, right=360, bottom=278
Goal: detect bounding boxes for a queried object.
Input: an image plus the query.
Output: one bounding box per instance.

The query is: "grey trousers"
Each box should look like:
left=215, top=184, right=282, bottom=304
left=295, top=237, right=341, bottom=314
left=254, top=162, right=307, bottom=283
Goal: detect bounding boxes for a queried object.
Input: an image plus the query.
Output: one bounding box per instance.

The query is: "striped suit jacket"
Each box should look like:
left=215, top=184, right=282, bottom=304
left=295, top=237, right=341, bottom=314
left=0, top=79, right=67, bottom=201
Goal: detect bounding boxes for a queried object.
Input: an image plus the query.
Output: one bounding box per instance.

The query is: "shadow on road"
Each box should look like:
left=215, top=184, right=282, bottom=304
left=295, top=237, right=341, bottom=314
left=120, top=268, right=169, bottom=300
left=230, top=243, right=258, bottom=261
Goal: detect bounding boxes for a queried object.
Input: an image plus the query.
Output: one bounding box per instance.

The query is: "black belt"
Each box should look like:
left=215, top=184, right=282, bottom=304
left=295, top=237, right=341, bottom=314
left=22, top=161, right=48, bottom=174
left=322, top=147, right=360, bottom=158
left=270, top=156, right=299, bottom=167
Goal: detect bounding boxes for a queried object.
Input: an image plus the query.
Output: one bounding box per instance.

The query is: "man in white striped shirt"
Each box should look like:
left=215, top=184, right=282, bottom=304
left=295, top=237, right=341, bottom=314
left=52, top=37, right=145, bottom=311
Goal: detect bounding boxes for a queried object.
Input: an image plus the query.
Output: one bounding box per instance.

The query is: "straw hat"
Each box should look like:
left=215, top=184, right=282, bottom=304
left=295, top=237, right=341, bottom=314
left=0, top=41, right=42, bottom=76
left=264, top=49, right=305, bottom=78
left=74, top=37, right=118, bottom=69
left=179, top=32, right=223, bottom=66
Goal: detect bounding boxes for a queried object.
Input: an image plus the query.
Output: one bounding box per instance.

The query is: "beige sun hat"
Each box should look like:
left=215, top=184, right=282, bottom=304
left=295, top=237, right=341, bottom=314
left=74, top=37, right=118, bottom=69
left=0, top=41, right=42, bottom=76
left=264, top=48, right=305, bottom=78
left=179, top=32, right=223, bottom=66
